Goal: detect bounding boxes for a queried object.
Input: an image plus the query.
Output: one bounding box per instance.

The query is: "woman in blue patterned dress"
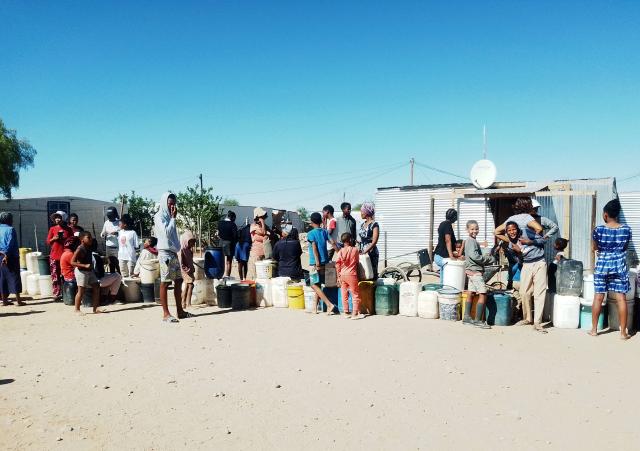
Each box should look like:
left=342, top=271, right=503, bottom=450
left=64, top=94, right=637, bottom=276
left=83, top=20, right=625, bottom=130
left=358, top=202, right=380, bottom=280
left=589, top=199, right=632, bottom=339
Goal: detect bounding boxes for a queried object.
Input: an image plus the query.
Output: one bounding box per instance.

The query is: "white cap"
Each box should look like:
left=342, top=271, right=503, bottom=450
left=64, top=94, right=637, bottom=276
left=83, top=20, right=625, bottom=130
left=531, top=199, right=541, bottom=209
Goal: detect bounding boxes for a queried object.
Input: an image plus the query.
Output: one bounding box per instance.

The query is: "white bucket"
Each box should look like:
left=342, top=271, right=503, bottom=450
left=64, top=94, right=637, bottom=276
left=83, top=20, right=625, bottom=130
left=442, top=259, right=466, bottom=292
left=271, top=277, right=290, bottom=308
left=418, top=290, right=439, bottom=319
left=255, top=278, right=272, bottom=307
left=26, top=252, right=42, bottom=275
left=193, top=279, right=213, bottom=305
left=608, top=269, right=637, bottom=301
left=122, top=277, right=141, bottom=303
left=399, top=281, right=421, bottom=317
left=358, top=253, right=374, bottom=280
left=304, top=286, right=317, bottom=312
left=27, top=273, right=40, bottom=296
left=438, top=289, right=461, bottom=321
left=193, top=257, right=205, bottom=280
left=37, top=275, right=53, bottom=297
left=20, top=270, right=32, bottom=295
left=582, top=274, right=594, bottom=301
left=255, top=260, right=275, bottom=279
left=139, top=259, right=160, bottom=284
left=553, top=294, right=580, bottom=329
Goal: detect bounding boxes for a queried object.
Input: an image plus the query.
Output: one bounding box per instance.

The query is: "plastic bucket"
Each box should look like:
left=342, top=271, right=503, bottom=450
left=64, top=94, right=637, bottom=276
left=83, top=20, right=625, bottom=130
left=240, top=280, right=257, bottom=306
left=231, top=284, right=251, bottom=310
left=63, top=281, right=77, bottom=305
left=26, top=252, right=41, bottom=274
left=438, top=289, right=461, bottom=321
left=122, top=278, right=141, bottom=303
left=20, top=270, right=32, bottom=295
left=485, top=292, right=512, bottom=326
left=287, top=285, right=305, bottom=310
left=271, top=277, right=291, bottom=308
left=19, top=248, right=32, bottom=270
left=140, top=283, right=155, bottom=303
left=422, top=283, right=443, bottom=291
left=27, top=274, right=40, bottom=296
left=579, top=298, right=604, bottom=330
left=37, top=255, right=51, bottom=276
left=304, top=286, right=316, bottom=312
left=216, top=285, right=232, bottom=308
left=139, top=259, right=159, bottom=284
left=418, top=290, right=439, bottom=319
left=38, top=275, right=53, bottom=297
left=255, top=279, right=272, bottom=307
left=204, top=247, right=224, bottom=279
left=358, top=281, right=375, bottom=315
left=256, top=260, right=275, bottom=279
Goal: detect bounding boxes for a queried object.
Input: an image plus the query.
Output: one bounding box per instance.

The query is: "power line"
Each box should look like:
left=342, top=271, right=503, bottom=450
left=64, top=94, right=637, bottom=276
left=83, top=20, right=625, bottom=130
left=413, top=160, right=467, bottom=180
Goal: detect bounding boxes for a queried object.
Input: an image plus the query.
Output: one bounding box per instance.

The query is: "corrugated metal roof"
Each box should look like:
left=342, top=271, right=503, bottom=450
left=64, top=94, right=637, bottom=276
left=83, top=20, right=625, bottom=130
left=466, top=182, right=550, bottom=196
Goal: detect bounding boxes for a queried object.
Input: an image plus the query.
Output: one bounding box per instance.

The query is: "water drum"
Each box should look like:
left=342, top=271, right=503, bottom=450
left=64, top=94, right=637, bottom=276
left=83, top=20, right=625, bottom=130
left=375, top=285, right=399, bottom=316
left=607, top=298, right=635, bottom=333
left=579, top=297, right=604, bottom=331
left=438, top=289, right=461, bottom=321
left=304, top=286, right=316, bottom=312
left=399, top=281, right=421, bottom=317
left=122, top=278, right=141, bottom=303
left=193, top=257, right=205, bottom=281
left=204, top=247, right=225, bottom=279
left=139, top=259, right=159, bottom=284
left=140, top=283, right=155, bottom=303
left=442, top=259, right=465, bottom=292
left=552, top=294, right=580, bottom=329
left=255, top=260, right=275, bottom=279
left=20, top=270, right=32, bottom=295
left=358, top=281, right=376, bottom=315
left=216, top=284, right=232, bottom=308
left=287, top=285, right=305, bottom=310
left=485, top=292, right=512, bottom=326
left=231, top=284, right=252, bottom=310
left=27, top=274, right=40, bottom=296
left=38, top=275, right=53, bottom=298
left=418, top=290, right=439, bottom=319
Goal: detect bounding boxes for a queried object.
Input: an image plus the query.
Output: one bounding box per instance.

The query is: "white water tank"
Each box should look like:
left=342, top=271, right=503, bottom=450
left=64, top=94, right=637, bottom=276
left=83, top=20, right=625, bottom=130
left=552, top=294, right=580, bottom=329
left=418, top=290, right=439, bottom=319
left=399, top=281, right=421, bottom=317
left=442, top=259, right=466, bottom=291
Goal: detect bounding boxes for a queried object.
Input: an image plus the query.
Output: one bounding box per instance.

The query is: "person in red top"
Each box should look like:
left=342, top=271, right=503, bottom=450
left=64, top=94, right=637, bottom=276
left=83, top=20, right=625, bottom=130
left=335, top=232, right=363, bottom=320
left=46, top=211, right=73, bottom=300
left=60, top=237, right=80, bottom=282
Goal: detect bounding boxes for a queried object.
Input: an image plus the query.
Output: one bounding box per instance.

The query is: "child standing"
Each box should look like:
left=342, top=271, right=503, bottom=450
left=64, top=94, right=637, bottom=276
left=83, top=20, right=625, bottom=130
left=335, top=233, right=363, bottom=319
left=589, top=199, right=632, bottom=340
left=118, top=214, right=139, bottom=277
left=463, top=220, right=495, bottom=328
left=71, top=232, right=102, bottom=314
left=307, top=212, right=337, bottom=314
left=179, top=231, right=196, bottom=309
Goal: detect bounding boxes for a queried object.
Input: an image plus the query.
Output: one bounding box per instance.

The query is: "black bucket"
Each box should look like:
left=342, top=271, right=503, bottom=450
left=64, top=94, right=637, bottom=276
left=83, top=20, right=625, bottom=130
left=216, top=285, right=232, bottom=308
left=231, top=284, right=251, bottom=310
left=140, top=283, right=155, bottom=303
left=63, top=281, right=77, bottom=306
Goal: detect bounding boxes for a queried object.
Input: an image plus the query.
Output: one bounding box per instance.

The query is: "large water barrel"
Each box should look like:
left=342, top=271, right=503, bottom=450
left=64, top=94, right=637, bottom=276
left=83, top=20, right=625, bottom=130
left=556, top=259, right=583, bottom=296
left=287, top=285, right=305, bottom=310
left=552, top=294, right=580, bottom=329
left=442, top=259, right=465, bottom=291
left=418, top=290, right=439, bottom=319
left=204, top=247, right=225, bottom=279
left=375, top=285, right=399, bottom=316
left=231, top=284, right=252, bottom=310
left=399, top=281, right=421, bottom=317
left=63, top=280, right=77, bottom=305
left=485, top=292, right=512, bottom=326
left=358, top=281, right=375, bottom=315
left=37, top=255, right=51, bottom=276
left=122, top=278, right=141, bottom=303
left=216, top=284, right=232, bottom=308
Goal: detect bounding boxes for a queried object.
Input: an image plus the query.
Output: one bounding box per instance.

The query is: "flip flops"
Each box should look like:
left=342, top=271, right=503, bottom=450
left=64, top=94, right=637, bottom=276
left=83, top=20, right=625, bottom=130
left=163, top=316, right=179, bottom=323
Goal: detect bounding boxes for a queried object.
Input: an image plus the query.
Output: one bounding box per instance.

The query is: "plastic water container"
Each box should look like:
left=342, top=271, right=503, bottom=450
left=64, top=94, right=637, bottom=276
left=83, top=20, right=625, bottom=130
left=37, top=255, right=51, bottom=276
left=608, top=269, right=637, bottom=301
left=26, top=252, right=42, bottom=275
left=375, top=285, right=399, bottom=316
left=240, top=280, right=257, bottom=306
left=442, top=259, right=465, bottom=291
left=418, top=290, right=439, bottom=319
left=216, top=284, right=232, bottom=308
left=358, top=253, right=374, bottom=280
left=324, top=262, right=338, bottom=288
left=337, top=288, right=353, bottom=313
left=231, top=284, right=252, bottom=310
left=485, top=292, right=512, bottom=326
left=287, top=285, right=305, bottom=310
left=358, top=281, right=375, bottom=315
left=19, top=247, right=32, bottom=269
left=583, top=274, right=594, bottom=302
left=437, top=289, right=461, bottom=321
left=255, top=260, right=275, bottom=279
left=579, top=298, right=604, bottom=330
left=255, top=279, right=272, bottom=307
left=62, top=280, right=77, bottom=305
left=139, top=259, right=159, bottom=284
left=556, top=259, right=584, bottom=296
left=607, top=298, right=635, bottom=333
left=272, top=277, right=291, bottom=308
left=193, top=279, right=213, bottom=305
left=37, top=275, right=53, bottom=297
left=122, top=277, right=141, bottom=303
left=399, top=281, right=421, bottom=317
left=20, top=270, right=32, bottom=295
left=376, top=278, right=397, bottom=286
left=552, top=294, right=580, bottom=329
left=140, top=283, right=155, bottom=303
left=422, top=283, right=443, bottom=292
left=204, top=247, right=225, bottom=279
left=193, top=257, right=205, bottom=280
left=304, top=286, right=317, bottom=312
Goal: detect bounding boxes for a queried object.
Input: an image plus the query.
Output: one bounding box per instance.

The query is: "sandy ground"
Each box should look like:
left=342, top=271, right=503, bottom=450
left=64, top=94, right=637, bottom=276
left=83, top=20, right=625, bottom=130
left=2, top=285, right=640, bottom=451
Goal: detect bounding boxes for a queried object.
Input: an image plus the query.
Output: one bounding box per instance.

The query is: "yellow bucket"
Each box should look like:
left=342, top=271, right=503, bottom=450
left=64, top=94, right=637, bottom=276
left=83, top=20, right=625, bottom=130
left=19, top=248, right=32, bottom=269
left=287, top=285, right=305, bottom=309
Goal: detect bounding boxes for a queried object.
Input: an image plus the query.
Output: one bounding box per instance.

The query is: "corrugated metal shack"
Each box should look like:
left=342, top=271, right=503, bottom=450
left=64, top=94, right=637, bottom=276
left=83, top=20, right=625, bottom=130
left=375, top=178, right=618, bottom=271
left=220, top=205, right=303, bottom=232
left=619, top=192, right=640, bottom=266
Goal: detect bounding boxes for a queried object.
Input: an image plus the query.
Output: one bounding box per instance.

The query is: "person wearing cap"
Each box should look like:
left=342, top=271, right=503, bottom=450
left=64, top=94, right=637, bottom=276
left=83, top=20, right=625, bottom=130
left=247, top=207, right=270, bottom=280
left=100, top=206, right=121, bottom=273
left=272, top=224, right=303, bottom=280
left=530, top=199, right=559, bottom=240
left=0, top=212, right=25, bottom=306
left=47, top=210, right=73, bottom=301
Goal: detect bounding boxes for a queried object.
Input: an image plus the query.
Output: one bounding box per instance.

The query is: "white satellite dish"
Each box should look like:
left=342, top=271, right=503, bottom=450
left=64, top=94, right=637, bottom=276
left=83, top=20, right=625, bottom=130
left=470, top=159, right=497, bottom=189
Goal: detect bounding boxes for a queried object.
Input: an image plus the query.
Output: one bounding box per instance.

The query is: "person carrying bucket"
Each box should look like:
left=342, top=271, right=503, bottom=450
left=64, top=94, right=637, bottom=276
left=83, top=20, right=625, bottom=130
left=434, top=209, right=462, bottom=284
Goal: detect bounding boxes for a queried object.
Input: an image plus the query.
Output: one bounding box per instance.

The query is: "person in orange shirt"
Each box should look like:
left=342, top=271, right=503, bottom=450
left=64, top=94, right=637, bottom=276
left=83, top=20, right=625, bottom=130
left=60, top=237, right=80, bottom=283
left=335, top=232, right=363, bottom=320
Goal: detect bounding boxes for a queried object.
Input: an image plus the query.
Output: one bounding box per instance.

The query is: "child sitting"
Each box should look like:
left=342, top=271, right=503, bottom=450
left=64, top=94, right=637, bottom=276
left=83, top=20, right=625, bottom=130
left=335, top=233, right=363, bottom=319
left=463, top=220, right=495, bottom=328
left=547, top=238, right=569, bottom=292
left=133, top=237, right=158, bottom=277
left=179, top=231, right=196, bottom=309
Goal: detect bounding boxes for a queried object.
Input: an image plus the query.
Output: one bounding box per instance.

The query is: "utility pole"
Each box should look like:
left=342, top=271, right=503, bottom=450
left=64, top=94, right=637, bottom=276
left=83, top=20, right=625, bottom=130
left=410, top=157, right=415, bottom=185
left=199, top=173, right=203, bottom=193
left=198, top=173, right=203, bottom=255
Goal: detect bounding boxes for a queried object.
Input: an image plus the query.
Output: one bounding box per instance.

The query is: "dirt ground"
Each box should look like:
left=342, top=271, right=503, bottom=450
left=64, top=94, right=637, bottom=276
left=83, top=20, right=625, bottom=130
left=2, top=286, right=640, bottom=451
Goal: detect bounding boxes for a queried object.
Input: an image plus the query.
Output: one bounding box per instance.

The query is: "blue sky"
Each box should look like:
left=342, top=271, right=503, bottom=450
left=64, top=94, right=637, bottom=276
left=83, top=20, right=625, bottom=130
left=2, top=0, right=639, bottom=211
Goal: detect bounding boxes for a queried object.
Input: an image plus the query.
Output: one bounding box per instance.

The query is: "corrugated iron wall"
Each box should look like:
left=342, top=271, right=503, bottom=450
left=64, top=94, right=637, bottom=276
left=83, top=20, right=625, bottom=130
left=456, top=198, right=496, bottom=245
left=619, top=192, right=640, bottom=266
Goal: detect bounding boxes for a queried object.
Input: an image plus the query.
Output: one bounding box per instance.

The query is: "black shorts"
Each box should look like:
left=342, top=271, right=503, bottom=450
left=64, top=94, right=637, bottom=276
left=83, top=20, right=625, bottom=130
left=220, top=240, right=235, bottom=257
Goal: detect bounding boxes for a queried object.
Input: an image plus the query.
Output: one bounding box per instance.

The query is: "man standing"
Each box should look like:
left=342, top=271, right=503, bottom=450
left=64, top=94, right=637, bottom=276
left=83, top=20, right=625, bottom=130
left=218, top=211, right=238, bottom=278
left=100, top=207, right=120, bottom=273
left=335, top=202, right=356, bottom=249
left=531, top=199, right=559, bottom=240
left=322, top=205, right=339, bottom=260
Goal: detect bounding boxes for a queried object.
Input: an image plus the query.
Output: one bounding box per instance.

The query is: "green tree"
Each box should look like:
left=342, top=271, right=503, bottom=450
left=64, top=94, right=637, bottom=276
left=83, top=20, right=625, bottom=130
left=296, top=206, right=309, bottom=222
left=176, top=184, right=223, bottom=246
left=222, top=197, right=240, bottom=206
left=353, top=203, right=363, bottom=212
left=113, top=191, right=156, bottom=237
left=0, top=119, right=37, bottom=199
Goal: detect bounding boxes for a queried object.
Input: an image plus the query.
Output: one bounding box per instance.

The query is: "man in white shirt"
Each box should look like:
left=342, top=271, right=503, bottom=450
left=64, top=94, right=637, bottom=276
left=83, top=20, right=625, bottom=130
left=100, top=207, right=120, bottom=273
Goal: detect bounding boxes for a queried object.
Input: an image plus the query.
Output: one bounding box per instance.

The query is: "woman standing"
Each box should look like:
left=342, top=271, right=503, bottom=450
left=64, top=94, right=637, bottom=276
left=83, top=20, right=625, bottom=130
left=47, top=211, right=73, bottom=301
left=272, top=225, right=303, bottom=281
left=247, top=207, right=270, bottom=280
left=0, top=212, right=25, bottom=306
left=358, top=202, right=380, bottom=280
left=434, top=209, right=460, bottom=283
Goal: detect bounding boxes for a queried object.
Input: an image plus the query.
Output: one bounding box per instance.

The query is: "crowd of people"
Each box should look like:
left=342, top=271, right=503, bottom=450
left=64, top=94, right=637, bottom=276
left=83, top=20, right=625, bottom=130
left=0, top=191, right=633, bottom=338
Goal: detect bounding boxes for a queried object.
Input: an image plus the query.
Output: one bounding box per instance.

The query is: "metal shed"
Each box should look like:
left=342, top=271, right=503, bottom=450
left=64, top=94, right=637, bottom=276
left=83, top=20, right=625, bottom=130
left=375, top=177, right=618, bottom=270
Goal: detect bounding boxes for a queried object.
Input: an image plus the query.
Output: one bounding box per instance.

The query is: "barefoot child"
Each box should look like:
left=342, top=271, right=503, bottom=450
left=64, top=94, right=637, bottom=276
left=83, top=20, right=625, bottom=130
left=71, top=232, right=102, bottom=314
left=335, top=233, right=363, bottom=319
left=463, top=220, right=495, bottom=328
left=179, top=231, right=196, bottom=309
left=118, top=214, right=139, bottom=277
left=307, top=212, right=337, bottom=314
left=589, top=199, right=632, bottom=340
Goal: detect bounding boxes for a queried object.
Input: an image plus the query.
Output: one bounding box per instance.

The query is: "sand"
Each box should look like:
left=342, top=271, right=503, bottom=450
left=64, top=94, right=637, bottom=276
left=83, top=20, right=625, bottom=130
left=2, top=291, right=640, bottom=451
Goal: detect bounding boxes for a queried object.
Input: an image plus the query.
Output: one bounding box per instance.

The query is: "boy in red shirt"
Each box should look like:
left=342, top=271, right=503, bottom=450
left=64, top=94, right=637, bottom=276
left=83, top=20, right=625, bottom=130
left=335, top=232, right=363, bottom=320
